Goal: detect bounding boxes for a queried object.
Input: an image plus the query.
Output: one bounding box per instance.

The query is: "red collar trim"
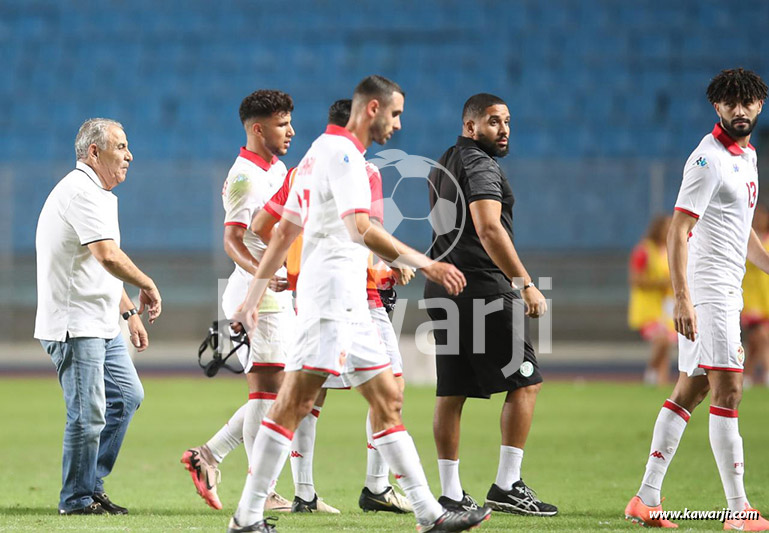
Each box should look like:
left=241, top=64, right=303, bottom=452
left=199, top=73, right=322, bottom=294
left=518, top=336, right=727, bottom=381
left=325, top=125, right=366, bottom=154
left=239, top=147, right=278, bottom=171
left=712, top=123, right=753, bottom=156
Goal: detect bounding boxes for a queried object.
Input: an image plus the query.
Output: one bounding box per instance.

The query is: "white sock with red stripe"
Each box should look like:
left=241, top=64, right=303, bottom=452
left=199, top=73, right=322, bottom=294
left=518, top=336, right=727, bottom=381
left=437, top=459, right=462, bottom=501
left=235, top=418, right=293, bottom=526
left=206, top=403, right=246, bottom=463
left=495, top=445, right=524, bottom=491
left=637, top=399, right=690, bottom=507
left=373, top=425, right=443, bottom=525
left=709, top=405, right=749, bottom=513
left=365, top=410, right=390, bottom=493
left=243, top=392, right=277, bottom=464
left=291, top=405, right=320, bottom=501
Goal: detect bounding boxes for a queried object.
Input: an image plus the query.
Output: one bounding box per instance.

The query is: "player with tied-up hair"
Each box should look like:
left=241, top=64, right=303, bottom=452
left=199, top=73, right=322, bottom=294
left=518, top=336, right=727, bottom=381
left=228, top=75, right=490, bottom=533
left=625, top=68, right=769, bottom=531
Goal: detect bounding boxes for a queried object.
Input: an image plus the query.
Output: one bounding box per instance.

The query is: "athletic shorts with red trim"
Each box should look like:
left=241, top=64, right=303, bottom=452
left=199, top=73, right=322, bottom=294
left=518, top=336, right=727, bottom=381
left=221, top=269, right=294, bottom=370
left=289, top=315, right=390, bottom=388
left=323, top=307, right=402, bottom=389
left=679, top=297, right=745, bottom=376
left=371, top=306, right=403, bottom=377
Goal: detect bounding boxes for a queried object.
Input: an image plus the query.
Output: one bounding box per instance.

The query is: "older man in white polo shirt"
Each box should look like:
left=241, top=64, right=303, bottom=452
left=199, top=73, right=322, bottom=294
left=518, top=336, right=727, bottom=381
left=35, top=118, right=162, bottom=516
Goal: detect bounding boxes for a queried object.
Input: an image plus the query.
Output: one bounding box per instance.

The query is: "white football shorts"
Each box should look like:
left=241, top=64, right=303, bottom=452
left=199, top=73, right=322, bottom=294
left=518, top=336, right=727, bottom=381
left=678, top=297, right=744, bottom=376
left=370, top=306, right=403, bottom=377
left=322, top=306, right=402, bottom=389
left=289, top=315, right=390, bottom=388
left=221, top=269, right=294, bottom=370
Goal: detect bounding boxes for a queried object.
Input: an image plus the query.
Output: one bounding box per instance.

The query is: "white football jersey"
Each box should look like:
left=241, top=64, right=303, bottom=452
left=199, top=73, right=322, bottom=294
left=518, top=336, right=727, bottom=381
left=674, top=123, right=759, bottom=305
left=222, top=147, right=290, bottom=312
left=284, top=125, right=372, bottom=320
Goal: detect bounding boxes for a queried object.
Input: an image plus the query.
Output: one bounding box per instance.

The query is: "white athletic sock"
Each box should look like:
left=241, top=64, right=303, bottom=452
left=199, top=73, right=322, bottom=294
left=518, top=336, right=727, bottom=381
left=234, top=418, right=293, bottom=526
left=206, top=403, right=246, bottom=463
left=374, top=425, right=443, bottom=525
left=709, top=406, right=749, bottom=514
left=365, top=409, right=390, bottom=493
left=291, top=405, right=320, bottom=501
left=495, top=445, right=524, bottom=491
left=437, top=459, right=462, bottom=501
left=637, top=399, right=690, bottom=507
left=243, top=393, right=277, bottom=464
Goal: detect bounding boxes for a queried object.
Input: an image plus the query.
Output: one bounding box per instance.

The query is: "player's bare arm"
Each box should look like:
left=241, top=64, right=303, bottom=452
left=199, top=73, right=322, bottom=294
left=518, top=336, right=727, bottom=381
left=369, top=219, right=414, bottom=286
left=120, top=289, right=148, bottom=351
left=87, top=239, right=162, bottom=323
left=668, top=209, right=698, bottom=341
left=238, top=217, right=303, bottom=329
left=251, top=208, right=278, bottom=243
left=469, top=198, right=546, bottom=318
left=747, top=228, right=769, bottom=274
left=228, top=219, right=287, bottom=292
left=223, top=224, right=260, bottom=274
left=344, top=212, right=466, bottom=296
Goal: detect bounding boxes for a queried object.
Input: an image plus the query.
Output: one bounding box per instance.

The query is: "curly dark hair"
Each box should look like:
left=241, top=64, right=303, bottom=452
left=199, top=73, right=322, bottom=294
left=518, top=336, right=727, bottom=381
left=706, top=68, right=767, bottom=105
left=328, top=99, right=352, bottom=127
left=239, top=90, right=294, bottom=124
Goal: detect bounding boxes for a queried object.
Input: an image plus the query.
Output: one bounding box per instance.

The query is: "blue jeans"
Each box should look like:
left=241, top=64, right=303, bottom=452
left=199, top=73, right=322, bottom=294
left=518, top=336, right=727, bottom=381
left=41, top=335, right=144, bottom=512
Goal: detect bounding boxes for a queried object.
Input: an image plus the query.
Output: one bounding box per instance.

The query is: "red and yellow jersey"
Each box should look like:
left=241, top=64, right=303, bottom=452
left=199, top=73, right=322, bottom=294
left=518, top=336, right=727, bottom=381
left=628, top=239, right=673, bottom=331
left=264, top=167, right=302, bottom=290
left=365, top=161, right=386, bottom=308
left=742, top=232, right=769, bottom=323
left=265, top=162, right=392, bottom=308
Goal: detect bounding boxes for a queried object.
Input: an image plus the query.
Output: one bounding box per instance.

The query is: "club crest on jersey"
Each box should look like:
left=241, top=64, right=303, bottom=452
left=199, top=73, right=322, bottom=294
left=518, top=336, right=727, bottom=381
left=227, top=174, right=251, bottom=200
left=519, top=361, right=534, bottom=377
left=737, top=345, right=745, bottom=365
left=694, top=157, right=708, bottom=167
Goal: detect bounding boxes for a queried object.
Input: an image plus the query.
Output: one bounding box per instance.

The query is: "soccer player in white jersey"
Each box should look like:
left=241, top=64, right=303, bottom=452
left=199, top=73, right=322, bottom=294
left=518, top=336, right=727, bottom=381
left=227, top=75, right=492, bottom=533
left=255, top=99, right=414, bottom=514
left=625, top=68, right=769, bottom=531
left=181, top=90, right=335, bottom=514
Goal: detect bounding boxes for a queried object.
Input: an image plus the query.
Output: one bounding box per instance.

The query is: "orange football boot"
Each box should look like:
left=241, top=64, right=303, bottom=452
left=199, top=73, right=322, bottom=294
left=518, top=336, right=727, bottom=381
left=724, top=504, right=769, bottom=531
left=624, top=495, right=678, bottom=528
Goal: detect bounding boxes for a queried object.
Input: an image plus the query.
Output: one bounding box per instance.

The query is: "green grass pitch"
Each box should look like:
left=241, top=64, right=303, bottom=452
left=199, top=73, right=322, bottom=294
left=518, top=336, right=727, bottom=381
left=2, top=376, right=769, bottom=532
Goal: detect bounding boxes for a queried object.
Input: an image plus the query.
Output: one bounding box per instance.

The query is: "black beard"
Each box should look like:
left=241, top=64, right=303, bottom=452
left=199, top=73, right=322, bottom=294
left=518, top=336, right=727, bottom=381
left=475, top=134, right=509, bottom=157
left=371, top=117, right=389, bottom=145
left=722, top=117, right=757, bottom=139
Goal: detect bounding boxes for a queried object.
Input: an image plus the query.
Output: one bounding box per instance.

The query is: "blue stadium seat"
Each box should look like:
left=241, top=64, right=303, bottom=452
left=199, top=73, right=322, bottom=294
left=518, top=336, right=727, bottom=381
left=5, top=0, right=769, bottom=251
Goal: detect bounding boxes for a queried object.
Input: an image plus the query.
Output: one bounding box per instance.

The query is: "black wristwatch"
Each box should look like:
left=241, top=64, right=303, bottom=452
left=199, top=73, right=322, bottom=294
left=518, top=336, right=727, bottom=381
left=122, top=308, right=138, bottom=320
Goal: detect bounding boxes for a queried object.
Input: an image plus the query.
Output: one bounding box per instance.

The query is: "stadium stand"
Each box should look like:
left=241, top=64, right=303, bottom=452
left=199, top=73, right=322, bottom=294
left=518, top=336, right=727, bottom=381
left=2, top=0, right=768, bottom=344
left=2, top=0, right=768, bottom=252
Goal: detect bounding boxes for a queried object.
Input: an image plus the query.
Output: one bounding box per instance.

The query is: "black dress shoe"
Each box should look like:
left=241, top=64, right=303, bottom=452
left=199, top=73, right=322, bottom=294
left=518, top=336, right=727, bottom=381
left=92, top=492, right=129, bottom=515
left=59, top=502, right=106, bottom=515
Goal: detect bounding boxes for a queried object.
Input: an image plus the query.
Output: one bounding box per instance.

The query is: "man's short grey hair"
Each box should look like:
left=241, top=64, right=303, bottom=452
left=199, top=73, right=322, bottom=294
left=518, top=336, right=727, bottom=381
left=75, top=118, right=123, bottom=160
